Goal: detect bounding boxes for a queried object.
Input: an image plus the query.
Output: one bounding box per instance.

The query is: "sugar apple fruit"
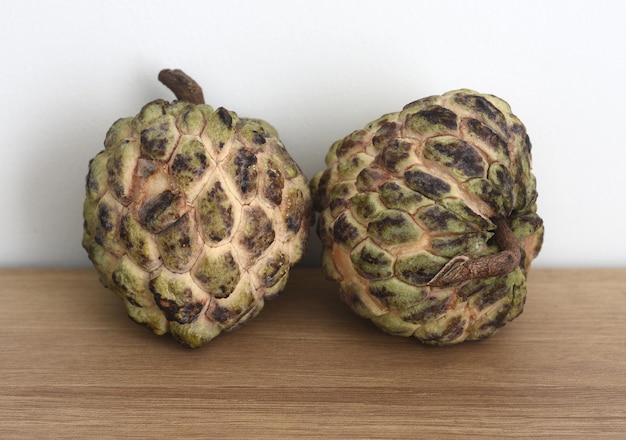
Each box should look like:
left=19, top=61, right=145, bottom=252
left=83, top=69, right=311, bottom=347
left=310, top=89, right=543, bottom=345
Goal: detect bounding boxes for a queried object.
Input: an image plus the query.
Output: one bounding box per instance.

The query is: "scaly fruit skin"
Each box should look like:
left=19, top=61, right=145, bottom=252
left=83, top=97, right=310, bottom=348
left=310, top=89, right=543, bottom=345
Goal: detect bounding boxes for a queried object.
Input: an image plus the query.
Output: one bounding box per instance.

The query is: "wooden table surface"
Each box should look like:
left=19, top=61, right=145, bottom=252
left=1, top=268, right=625, bottom=439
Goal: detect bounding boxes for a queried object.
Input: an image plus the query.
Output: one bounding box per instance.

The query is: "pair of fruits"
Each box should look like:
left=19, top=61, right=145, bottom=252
left=82, top=69, right=544, bottom=348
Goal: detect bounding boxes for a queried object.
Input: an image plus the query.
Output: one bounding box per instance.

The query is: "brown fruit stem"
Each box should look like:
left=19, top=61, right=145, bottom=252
left=428, top=217, right=522, bottom=287
left=158, top=69, right=205, bottom=104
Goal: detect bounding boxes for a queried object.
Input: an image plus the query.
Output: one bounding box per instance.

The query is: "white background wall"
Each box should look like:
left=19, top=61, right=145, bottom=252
left=1, top=0, right=624, bottom=268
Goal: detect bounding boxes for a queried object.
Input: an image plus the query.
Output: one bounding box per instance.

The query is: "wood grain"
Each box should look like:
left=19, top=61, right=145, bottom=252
left=1, top=268, right=625, bottom=439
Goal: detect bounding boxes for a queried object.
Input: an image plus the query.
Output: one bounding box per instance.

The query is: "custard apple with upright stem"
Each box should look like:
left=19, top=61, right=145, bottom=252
left=83, top=69, right=311, bottom=347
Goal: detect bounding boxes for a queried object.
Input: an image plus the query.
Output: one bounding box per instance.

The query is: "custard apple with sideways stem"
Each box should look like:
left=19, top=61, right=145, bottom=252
left=310, top=89, right=543, bottom=345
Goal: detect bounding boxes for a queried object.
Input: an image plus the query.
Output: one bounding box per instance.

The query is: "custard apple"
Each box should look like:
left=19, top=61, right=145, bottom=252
left=310, top=89, right=543, bottom=345
left=83, top=69, right=311, bottom=347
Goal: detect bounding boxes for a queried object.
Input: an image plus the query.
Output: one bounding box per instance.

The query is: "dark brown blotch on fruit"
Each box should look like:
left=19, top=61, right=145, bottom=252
left=140, top=117, right=178, bottom=160
left=351, top=193, right=382, bottom=222
left=403, top=300, right=448, bottom=323
left=367, top=211, right=421, bottom=245
left=141, top=126, right=167, bottom=157
left=405, top=105, right=459, bottom=137
left=285, top=189, right=307, bottom=234
left=119, top=215, right=153, bottom=268
left=86, top=160, right=100, bottom=193
left=150, top=284, right=204, bottom=324
left=441, top=316, right=465, bottom=340
left=264, top=164, right=284, bottom=206
left=252, top=131, right=266, bottom=145
left=396, top=252, right=449, bottom=286
left=260, top=252, right=289, bottom=288
left=139, top=190, right=183, bottom=233
left=351, top=242, right=394, bottom=280
left=489, top=164, right=514, bottom=211
left=217, top=107, right=233, bottom=129
left=417, top=205, right=469, bottom=233
left=211, top=301, right=254, bottom=325
left=355, top=167, right=388, bottom=191
left=232, top=147, right=258, bottom=196
left=431, top=234, right=485, bottom=258
left=376, top=139, right=412, bottom=173
left=511, top=123, right=525, bottom=136
left=211, top=305, right=230, bottom=323
left=399, top=268, right=436, bottom=287
left=97, top=203, right=114, bottom=232
left=477, top=285, right=510, bottom=309
left=478, top=305, right=511, bottom=332
left=328, top=192, right=352, bottom=218
left=336, top=138, right=361, bottom=158
left=332, top=212, right=361, bottom=247
left=378, top=182, right=427, bottom=212
left=466, top=118, right=509, bottom=158
left=454, top=94, right=508, bottom=135
left=171, top=151, right=208, bottom=175
left=416, top=106, right=458, bottom=130
left=404, top=169, right=451, bottom=200
left=424, top=138, right=486, bottom=178
left=372, top=121, right=401, bottom=149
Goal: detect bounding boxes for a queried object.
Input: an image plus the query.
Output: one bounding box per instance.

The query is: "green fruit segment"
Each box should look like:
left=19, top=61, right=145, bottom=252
left=430, top=233, right=489, bottom=258
left=262, top=159, right=284, bottom=206
left=404, top=168, right=452, bottom=200
left=193, top=249, right=241, bottom=299
left=395, top=251, right=449, bottom=286
left=170, top=136, right=210, bottom=193
left=416, top=204, right=475, bottom=234
left=140, top=114, right=179, bottom=161
left=350, top=239, right=395, bottom=280
left=332, top=211, right=367, bottom=250
left=376, top=140, right=417, bottom=173
left=378, top=181, right=432, bottom=213
left=369, top=277, right=428, bottom=310
left=367, top=210, right=422, bottom=246
left=238, top=206, right=275, bottom=265
left=119, top=214, right=161, bottom=272
left=196, top=180, right=235, bottom=243
left=453, top=92, right=509, bottom=137
left=350, top=193, right=386, bottom=223
left=210, top=279, right=257, bottom=328
left=405, top=105, right=459, bottom=137
left=203, top=107, right=237, bottom=153
left=106, top=140, right=140, bottom=204
left=463, top=118, right=510, bottom=166
left=156, top=214, right=201, bottom=272
left=170, top=102, right=207, bottom=135
left=423, top=136, right=487, bottom=180
left=150, top=271, right=206, bottom=324
left=258, top=251, right=289, bottom=289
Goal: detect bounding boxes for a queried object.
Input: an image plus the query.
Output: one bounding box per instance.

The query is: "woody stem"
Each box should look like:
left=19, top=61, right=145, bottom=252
left=158, top=69, right=205, bottom=105
left=428, top=217, right=521, bottom=287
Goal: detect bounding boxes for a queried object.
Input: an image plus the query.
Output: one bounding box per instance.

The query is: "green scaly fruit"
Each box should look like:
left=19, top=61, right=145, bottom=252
left=310, top=89, right=543, bottom=345
left=83, top=69, right=311, bottom=347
